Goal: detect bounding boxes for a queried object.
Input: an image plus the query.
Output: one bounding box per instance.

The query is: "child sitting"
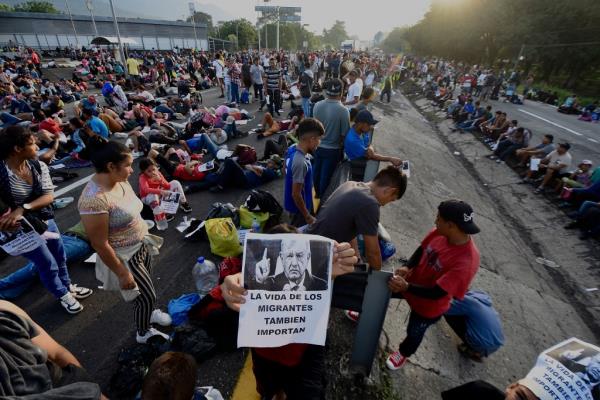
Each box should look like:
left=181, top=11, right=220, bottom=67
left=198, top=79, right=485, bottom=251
left=138, top=158, right=192, bottom=214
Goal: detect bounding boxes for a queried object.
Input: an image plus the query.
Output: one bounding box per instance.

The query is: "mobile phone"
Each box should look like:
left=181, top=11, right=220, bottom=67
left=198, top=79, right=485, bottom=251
left=402, top=160, right=411, bottom=178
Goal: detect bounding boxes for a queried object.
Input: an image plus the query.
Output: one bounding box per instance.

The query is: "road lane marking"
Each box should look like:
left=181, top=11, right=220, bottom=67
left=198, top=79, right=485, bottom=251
left=518, top=109, right=584, bottom=136
left=588, top=138, right=599, bottom=143
left=54, top=174, right=93, bottom=197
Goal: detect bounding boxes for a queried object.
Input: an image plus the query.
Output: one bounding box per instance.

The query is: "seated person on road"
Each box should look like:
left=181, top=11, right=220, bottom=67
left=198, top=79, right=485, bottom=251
left=256, top=112, right=298, bottom=139
left=515, top=134, right=554, bottom=167
left=138, top=158, right=192, bottom=214
left=0, top=300, right=106, bottom=399
left=555, top=159, right=593, bottom=192
left=521, top=142, right=572, bottom=194
left=218, top=224, right=358, bottom=400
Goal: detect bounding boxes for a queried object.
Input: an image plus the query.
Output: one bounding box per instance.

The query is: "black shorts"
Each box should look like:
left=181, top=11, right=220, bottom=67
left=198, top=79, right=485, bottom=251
left=251, top=345, right=325, bottom=400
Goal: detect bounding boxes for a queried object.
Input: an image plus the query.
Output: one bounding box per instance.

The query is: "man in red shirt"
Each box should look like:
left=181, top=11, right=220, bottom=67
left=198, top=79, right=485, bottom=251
left=385, top=200, right=481, bottom=370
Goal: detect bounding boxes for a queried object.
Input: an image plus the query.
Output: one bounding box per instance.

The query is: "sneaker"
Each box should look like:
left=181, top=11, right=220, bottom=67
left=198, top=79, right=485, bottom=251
left=386, top=351, right=408, bottom=370
left=534, top=186, right=543, bottom=194
left=165, top=214, right=175, bottom=222
left=344, top=310, right=360, bottom=323
left=518, top=177, right=530, bottom=184
left=136, top=327, right=170, bottom=344
left=150, top=309, right=172, bottom=326
left=69, top=284, right=93, bottom=299
left=113, top=132, right=128, bottom=139
left=179, top=202, right=192, bottom=213
left=60, top=293, right=83, bottom=314
left=489, top=155, right=497, bottom=160
left=496, top=159, right=504, bottom=164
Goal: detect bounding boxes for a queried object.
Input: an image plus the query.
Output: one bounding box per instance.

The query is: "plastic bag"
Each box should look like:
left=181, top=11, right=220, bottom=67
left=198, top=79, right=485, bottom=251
left=205, top=218, right=242, bottom=257
left=239, top=206, right=270, bottom=230
left=168, top=293, right=201, bottom=326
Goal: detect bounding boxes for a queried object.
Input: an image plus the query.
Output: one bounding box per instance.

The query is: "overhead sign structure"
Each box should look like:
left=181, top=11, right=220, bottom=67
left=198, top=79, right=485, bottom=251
left=255, top=6, right=301, bottom=13
left=255, top=4, right=302, bottom=50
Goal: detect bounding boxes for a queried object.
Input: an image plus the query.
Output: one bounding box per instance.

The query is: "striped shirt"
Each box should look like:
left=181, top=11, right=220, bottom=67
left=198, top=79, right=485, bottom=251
left=264, top=67, right=282, bottom=90
left=4, top=161, right=53, bottom=206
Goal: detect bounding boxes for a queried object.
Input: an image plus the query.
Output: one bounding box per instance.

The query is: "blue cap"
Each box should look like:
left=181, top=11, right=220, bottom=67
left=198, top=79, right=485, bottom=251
left=197, top=256, right=205, bottom=263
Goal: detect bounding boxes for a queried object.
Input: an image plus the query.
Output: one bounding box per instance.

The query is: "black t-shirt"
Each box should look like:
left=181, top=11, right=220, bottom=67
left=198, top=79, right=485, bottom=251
left=308, top=181, right=379, bottom=243
left=441, top=380, right=504, bottom=400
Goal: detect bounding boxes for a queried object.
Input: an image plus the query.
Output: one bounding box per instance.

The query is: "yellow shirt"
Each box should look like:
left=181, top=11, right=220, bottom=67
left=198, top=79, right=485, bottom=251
left=126, top=58, right=140, bottom=76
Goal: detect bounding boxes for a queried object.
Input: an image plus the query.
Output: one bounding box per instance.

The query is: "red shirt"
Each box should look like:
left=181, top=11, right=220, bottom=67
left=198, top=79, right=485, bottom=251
left=173, top=164, right=206, bottom=181
left=404, top=229, right=480, bottom=318
left=39, top=118, right=61, bottom=135
left=138, top=172, right=170, bottom=198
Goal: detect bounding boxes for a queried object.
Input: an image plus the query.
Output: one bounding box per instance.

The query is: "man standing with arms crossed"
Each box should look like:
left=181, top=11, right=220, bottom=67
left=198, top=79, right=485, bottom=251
left=312, top=78, right=350, bottom=199
left=263, top=58, right=283, bottom=116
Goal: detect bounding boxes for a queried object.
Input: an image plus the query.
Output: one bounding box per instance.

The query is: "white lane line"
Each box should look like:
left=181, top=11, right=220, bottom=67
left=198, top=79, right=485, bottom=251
left=518, top=109, right=584, bottom=136
left=588, top=138, right=599, bottom=143
left=54, top=174, right=93, bottom=197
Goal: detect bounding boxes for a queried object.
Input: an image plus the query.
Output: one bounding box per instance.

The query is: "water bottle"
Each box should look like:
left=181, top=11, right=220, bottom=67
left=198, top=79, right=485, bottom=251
left=251, top=217, right=261, bottom=233
left=153, top=205, right=168, bottom=231
left=192, top=257, right=219, bottom=296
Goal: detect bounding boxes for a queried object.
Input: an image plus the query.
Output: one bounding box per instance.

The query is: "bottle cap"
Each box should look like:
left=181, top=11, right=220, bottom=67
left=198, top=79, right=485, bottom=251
left=197, top=256, right=205, bottom=264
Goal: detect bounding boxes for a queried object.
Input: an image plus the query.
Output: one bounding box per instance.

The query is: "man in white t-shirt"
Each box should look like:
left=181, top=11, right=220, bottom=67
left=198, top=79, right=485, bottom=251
left=343, top=70, right=362, bottom=108
left=522, top=142, right=572, bottom=193
left=212, top=54, right=225, bottom=98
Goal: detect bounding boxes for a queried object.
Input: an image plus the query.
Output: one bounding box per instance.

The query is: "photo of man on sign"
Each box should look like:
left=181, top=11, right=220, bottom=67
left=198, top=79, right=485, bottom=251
left=246, top=236, right=329, bottom=292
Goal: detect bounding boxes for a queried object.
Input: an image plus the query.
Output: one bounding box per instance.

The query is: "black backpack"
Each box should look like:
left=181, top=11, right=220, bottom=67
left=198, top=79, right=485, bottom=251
left=244, top=189, right=283, bottom=231
left=182, top=202, right=239, bottom=242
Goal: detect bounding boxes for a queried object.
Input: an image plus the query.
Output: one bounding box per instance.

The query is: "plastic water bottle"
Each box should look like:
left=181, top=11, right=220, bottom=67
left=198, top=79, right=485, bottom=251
left=153, top=205, right=168, bottom=231
left=192, top=257, right=219, bottom=296
left=251, top=217, right=261, bottom=233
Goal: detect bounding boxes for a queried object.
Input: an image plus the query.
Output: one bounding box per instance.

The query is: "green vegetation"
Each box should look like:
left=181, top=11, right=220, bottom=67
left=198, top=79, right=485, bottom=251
left=3, top=1, right=59, bottom=13
left=385, top=0, right=600, bottom=97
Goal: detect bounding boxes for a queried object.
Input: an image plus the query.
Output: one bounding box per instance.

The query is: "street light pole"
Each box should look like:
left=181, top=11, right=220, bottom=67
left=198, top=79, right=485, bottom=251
left=276, top=6, right=280, bottom=51
left=189, top=2, right=198, bottom=50
left=64, top=0, right=80, bottom=50
left=108, top=0, right=128, bottom=78
left=85, top=0, right=105, bottom=63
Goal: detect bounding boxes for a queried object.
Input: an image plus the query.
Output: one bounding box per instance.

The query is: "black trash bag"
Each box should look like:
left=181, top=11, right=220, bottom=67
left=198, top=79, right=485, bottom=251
left=243, top=189, right=283, bottom=231
left=188, top=297, right=240, bottom=351
left=109, top=337, right=169, bottom=398
left=205, top=202, right=240, bottom=226
left=170, top=323, right=218, bottom=363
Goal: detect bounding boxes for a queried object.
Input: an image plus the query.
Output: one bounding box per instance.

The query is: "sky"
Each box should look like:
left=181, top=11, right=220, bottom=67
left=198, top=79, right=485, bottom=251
left=190, top=0, right=433, bottom=39
left=5, top=0, right=433, bottom=40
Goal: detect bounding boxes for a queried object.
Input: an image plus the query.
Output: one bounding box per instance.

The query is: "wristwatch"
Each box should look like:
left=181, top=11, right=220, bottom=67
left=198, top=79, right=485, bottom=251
left=23, top=203, right=32, bottom=210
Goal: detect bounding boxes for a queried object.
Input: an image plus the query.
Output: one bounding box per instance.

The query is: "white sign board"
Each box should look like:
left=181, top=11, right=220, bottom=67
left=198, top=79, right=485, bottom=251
left=238, top=233, right=334, bottom=348
left=0, top=218, right=44, bottom=256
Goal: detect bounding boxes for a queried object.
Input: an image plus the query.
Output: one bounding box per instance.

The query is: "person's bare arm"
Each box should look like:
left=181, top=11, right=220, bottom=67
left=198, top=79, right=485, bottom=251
left=363, top=234, right=382, bottom=270
left=292, top=182, right=315, bottom=224
left=366, top=146, right=402, bottom=166
left=0, top=300, right=81, bottom=367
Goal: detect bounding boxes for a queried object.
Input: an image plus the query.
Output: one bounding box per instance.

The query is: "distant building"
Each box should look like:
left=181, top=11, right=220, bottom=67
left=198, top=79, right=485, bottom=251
left=0, top=11, right=209, bottom=51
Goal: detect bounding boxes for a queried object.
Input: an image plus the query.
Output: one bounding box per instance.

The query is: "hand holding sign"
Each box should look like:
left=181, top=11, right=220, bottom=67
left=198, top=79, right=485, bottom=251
left=222, top=273, right=246, bottom=312
left=255, top=248, right=270, bottom=284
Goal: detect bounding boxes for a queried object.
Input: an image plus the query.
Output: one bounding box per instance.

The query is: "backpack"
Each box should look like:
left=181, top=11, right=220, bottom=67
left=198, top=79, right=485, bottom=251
left=182, top=203, right=239, bottom=242
left=240, top=89, right=250, bottom=104
left=232, top=144, right=257, bottom=166
left=243, top=189, right=283, bottom=231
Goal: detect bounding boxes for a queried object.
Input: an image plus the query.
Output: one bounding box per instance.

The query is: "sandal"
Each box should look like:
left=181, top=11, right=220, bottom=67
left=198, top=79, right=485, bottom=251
left=458, top=343, right=483, bottom=362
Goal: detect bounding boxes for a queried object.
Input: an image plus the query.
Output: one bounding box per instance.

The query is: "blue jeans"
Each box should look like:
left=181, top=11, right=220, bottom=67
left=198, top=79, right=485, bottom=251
left=399, top=311, right=441, bottom=357
left=230, top=82, right=240, bottom=104
left=21, top=219, right=71, bottom=299
left=576, top=201, right=599, bottom=218
left=313, top=147, right=342, bottom=198
left=225, top=83, right=232, bottom=103
left=0, top=112, right=22, bottom=128
left=302, top=97, right=311, bottom=118
left=186, top=133, right=219, bottom=157
left=10, top=99, right=32, bottom=114
left=154, top=104, right=175, bottom=119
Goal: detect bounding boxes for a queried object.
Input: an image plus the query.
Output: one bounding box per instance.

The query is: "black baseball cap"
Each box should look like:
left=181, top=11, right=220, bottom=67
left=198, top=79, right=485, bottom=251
left=438, top=200, right=480, bottom=234
left=355, top=110, right=379, bottom=126
left=558, top=142, right=571, bottom=150
left=324, top=78, right=343, bottom=97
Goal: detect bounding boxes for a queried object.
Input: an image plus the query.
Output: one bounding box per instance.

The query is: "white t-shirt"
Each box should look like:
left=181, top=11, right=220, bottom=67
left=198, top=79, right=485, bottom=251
left=346, top=82, right=362, bottom=105
left=545, top=150, right=572, bottom=173
left=212, top=60, right=224, bottom=78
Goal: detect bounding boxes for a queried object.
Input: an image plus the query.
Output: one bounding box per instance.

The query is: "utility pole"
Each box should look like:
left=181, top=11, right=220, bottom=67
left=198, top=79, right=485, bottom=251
left=85, top=0, right=105, bottom=63
left=513, top=44, right=525, bottom=72
left=236, top=21, right=239, bottom=50
left=64, top=0, right=80, bottom=50
left=276, top=6, right=280, bottom=51
left=108, top=0, right=128, bottom=78
left=189, top=2, right=198, bottom=50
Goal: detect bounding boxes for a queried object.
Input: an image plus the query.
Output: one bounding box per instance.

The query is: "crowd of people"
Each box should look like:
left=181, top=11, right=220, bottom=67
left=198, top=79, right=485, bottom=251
left=400, top=57, right=600, bottom=241
left=0, top=43, right=595, bottom=400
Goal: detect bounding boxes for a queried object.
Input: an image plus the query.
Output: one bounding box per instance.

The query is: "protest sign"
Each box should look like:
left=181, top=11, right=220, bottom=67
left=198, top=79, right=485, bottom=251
left=238, top=233, right=333, bottom=348
left=160, top=192, right=181, bottom=214
left=530, top=158, right=541, bottom=171
left=520, top=337, right=599, bottom=400
left=0, top=218, right=44, bottom=256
